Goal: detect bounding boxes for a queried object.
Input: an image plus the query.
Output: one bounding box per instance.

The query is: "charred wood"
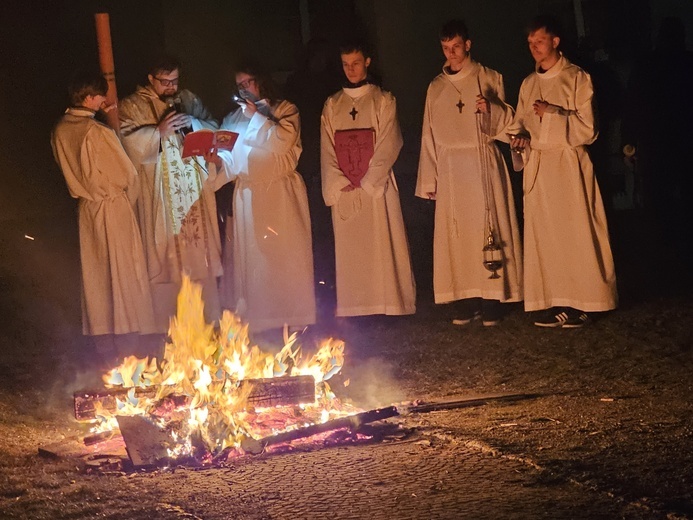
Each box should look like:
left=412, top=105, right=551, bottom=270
left=73, top=375, right=316, bottom=421
left=240, top=405, right=400, bottom=454
left=83, top=430, right=114, bottom=446
left=238, top=375, right=316, bottom=408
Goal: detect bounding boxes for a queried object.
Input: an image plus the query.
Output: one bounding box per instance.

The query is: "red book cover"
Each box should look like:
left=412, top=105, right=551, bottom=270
left=213, top=130, right=239, bottom=152
left=334, top=128, right=375, bottom=187
left=182, top=129, right=239, bottom=158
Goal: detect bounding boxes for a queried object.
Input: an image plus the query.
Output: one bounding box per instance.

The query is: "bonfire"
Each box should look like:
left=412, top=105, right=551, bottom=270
left=89, top=275, right=351, bottom=463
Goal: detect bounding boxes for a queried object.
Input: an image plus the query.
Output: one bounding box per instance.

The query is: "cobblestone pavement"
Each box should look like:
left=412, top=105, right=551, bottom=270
left=131, top=424, right=645, bottom=520
left=1, top=216, right=691, bottom=518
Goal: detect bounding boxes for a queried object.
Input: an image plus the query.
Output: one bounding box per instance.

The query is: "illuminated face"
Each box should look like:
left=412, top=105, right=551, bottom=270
left=527, top=28, right=560, bottom=68
left=148, top=68, right=180, bottom=98
left=235, top=72, right=261, bottom=100
left=441, top=35, right=471, bottom=72
left=341, top=51, right=371, bottom=84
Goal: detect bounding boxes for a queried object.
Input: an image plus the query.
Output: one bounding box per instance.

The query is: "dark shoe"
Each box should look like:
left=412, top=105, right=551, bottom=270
left=481, top=299, right=502, bottom=327
left=452, top=311, right=481, bottom=326
left=562, top=310, right=589, bottom=328
left=451, top=298, right=481, bottom=326
left=533, top=308, right=569, bottom=328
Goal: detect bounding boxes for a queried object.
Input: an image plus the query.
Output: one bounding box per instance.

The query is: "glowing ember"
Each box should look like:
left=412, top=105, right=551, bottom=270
left=93, top=276, right=353, bottom=460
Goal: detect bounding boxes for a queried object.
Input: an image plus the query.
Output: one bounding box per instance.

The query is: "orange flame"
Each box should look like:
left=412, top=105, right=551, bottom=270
left=96, top=275, right=350, bottom=457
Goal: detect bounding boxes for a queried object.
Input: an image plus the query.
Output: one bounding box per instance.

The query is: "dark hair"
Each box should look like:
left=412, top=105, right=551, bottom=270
left=235, top=62, right=278, bottom=104
left=527, top=14, right=563, bottom=39
left=68, top=70, right=108, bottom=106
left=440, top=19, right=470, bottom=41
left=148, top=54, right=182, bottom=77
left=339, top=39, right=371, bottom=59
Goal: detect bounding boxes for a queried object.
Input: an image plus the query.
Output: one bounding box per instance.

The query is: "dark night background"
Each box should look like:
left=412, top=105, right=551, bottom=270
left=1, top=0, right=692, bottom=346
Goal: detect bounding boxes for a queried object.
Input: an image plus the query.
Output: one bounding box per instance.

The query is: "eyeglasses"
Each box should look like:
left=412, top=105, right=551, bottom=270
left=154, top=76, right=180, bottom=87
left=236, top=77, right=256, bottom=90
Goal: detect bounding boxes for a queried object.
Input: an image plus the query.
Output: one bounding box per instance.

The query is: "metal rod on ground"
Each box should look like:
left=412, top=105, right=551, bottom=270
left=399, top=393, right=541, bottom=414
left=240, top=406, right=400, bottom=454
left=240, top=394, right=540, bottom=455
left=94, top=13, right=120, bottom=134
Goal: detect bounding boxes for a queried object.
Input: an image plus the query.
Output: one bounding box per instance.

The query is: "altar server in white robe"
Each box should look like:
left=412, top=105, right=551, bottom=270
left=505, top=15, right=617, bottom=328
left=51, top=71, right=156, bottom=361
left=209, top=64, right=316, bottom=332
left=321, top=42, right=416, bottom=317
left=119, top=56, right=223, bottom=331
left=416, top=20, right=523, bottom=326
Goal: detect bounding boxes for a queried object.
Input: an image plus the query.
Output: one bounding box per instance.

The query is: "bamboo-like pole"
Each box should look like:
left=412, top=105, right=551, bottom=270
left=94, top=13, right=120, bottom=133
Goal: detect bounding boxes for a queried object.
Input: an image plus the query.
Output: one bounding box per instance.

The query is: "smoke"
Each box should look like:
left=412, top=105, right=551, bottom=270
left=337, top=357, right=405, bottom=410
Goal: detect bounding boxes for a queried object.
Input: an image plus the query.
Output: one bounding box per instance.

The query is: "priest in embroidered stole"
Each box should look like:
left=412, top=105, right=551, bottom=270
left=119, top=56, right=223, bottom=331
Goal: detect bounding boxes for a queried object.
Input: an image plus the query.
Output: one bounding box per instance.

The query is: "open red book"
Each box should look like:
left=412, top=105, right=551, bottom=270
left=334, top=128, right=375, bottom=187
left=182, top=129, right=239, bottom=158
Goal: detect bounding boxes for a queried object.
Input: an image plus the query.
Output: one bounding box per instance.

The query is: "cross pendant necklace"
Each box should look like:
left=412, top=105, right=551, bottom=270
left=349, top=106, right=358, bottom=120
left=538, top=81, right=548, bottom=123
left=445, top=77, right=464, bottom=114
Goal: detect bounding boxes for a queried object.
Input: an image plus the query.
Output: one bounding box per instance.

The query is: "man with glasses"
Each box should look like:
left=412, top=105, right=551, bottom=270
left=208, top=64, right=316, bottom=333
left=119, top=55, right=223, bottom=331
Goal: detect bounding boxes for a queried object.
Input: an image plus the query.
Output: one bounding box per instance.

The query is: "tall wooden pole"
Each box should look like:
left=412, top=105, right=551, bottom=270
left=94, top=13, right=120, bottom=134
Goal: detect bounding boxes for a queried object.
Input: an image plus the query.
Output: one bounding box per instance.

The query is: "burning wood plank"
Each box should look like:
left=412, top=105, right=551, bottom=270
left=38, top=434, right=127, bottom=460
left=238, top=375, right=316, bottom=408
left=73, top=386, right=162, bottom=421
left=116, top=415, right=174, bottom=467
left=73, top=375, right=316, bottom=421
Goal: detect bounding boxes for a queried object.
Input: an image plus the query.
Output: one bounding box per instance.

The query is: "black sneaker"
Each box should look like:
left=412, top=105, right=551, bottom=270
left=481, top=299, right=502, bottom=327
left=533, top=308, right=569, bottom=328
left=562, top=310, right=589, bottom=328
left=451, top=298, right=481, bottom=326
left=452, top=311, right=481, bottom=326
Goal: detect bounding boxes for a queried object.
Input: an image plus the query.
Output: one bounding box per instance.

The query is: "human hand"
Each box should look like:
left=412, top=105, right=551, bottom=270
left=204, top=147, right=221, bottom=168
left=475, top=94, right=489, bottom=114
left=241, top=99, right=258, bottom=118
left=158, top=112, right=190, bottom=136
left=533, top=99, right=549, bottom=118
left=509, top=134, right=530, bottom=153
left=101, top=102, right=118, bottom=113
